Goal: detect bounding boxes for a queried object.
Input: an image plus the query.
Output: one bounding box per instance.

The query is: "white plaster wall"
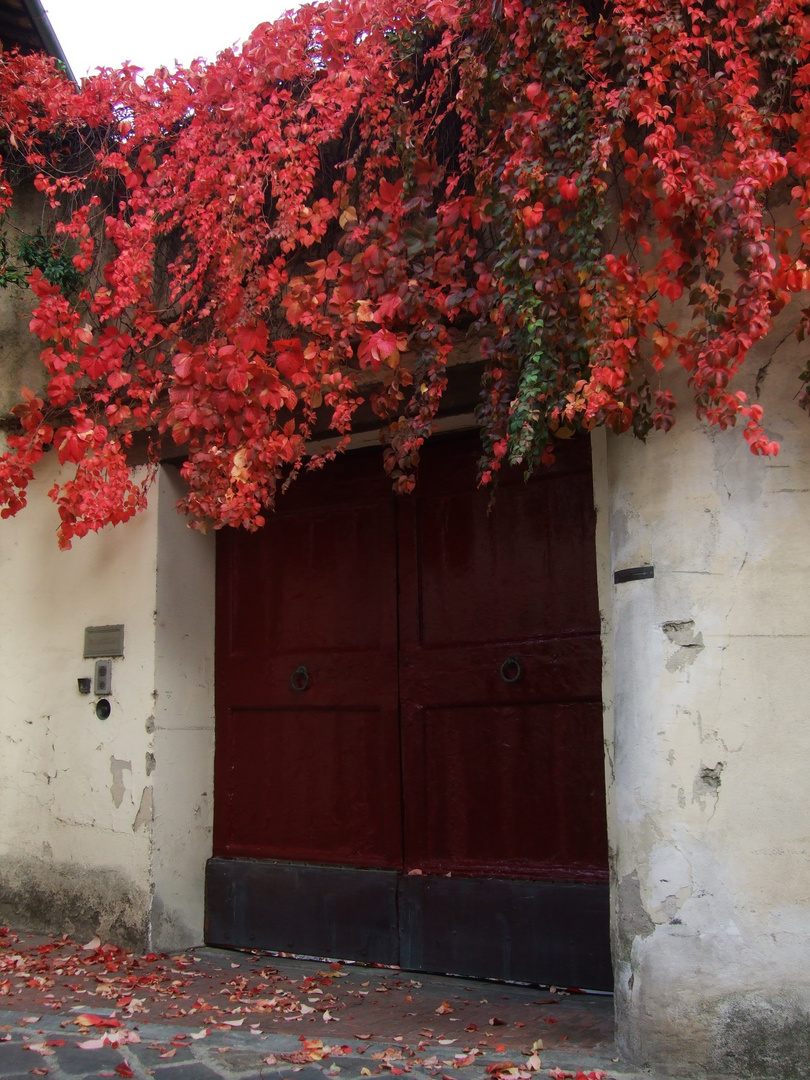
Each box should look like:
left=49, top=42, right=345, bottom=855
left=0, top=454, right=215, bottom=951
left=151, top=464, right=215, bottom=950
left=600, top=355, right=810, bottom=1077
left=0, top=451, right=159, bottom=945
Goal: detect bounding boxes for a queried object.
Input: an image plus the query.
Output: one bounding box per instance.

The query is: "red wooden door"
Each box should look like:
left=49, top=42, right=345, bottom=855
left=208, top=434, right=611, bottom=988
left=213, top=451, right=402, bottom=869
left=398, top=436, right=605, bottom=880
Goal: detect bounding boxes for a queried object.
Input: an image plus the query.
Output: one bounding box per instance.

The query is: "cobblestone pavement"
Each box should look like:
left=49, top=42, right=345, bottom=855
left=0, top=1008, right=626, bottom=1080
left=0, top=932, right=656, bottom=1080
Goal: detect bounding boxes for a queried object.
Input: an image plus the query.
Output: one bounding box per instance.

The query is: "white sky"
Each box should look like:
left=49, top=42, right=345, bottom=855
left=43, top=0, right=304, bottom=79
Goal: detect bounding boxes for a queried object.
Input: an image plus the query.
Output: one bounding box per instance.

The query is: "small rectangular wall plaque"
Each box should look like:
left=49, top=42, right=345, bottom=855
left=614, top=565, right=655, bottom=584
left=84, top=625, right=125, bottom=658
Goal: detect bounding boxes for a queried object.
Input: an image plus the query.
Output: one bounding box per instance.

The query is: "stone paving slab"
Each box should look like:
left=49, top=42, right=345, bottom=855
left=0, top=931, right=678, bottom=1080
left=0, top=935, right=614, bottom=1052
left=0, top=1008, right=662, bottom=1080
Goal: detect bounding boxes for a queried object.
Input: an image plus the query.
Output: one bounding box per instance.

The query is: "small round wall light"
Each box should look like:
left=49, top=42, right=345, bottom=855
left=95, top=698, right=112, bottom=720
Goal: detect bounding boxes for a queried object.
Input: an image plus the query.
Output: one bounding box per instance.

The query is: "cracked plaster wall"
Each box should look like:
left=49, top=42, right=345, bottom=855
left=150, top=464, right=215, bottom=951
left=0, top=452, right=214, bottom=950
left=596, top=350, right=810, bottom=1077
left=0, top=451, right=158, bottom=944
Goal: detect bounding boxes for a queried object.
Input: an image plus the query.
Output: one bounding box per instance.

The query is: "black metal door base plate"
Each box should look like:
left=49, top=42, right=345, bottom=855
left=205, top=858, right=612, bottom=990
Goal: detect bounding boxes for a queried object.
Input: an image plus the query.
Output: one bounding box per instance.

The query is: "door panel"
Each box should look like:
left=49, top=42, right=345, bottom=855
left=217, top=707, right=402, bottom=866
left=398, top=873, right=610, bottom=987
left=206, top=858, right=400, bottom=964
left=214, top=451, right=401, bottom=869
left=224, top=492, right=397, bottom=656
left=407, top=438, right=601, bottom=646
left=398, top=436, right=606, bottom=881
left=401, top=702, right=607, bottom=878
left=209, top=433, right=611, bottom=988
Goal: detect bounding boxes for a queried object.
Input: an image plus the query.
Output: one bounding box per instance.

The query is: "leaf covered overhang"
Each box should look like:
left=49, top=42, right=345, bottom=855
left=0, top=0, right=809, bottom=546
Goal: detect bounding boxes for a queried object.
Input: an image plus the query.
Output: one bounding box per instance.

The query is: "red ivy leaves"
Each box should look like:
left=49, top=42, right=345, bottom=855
left=0, top=0, right=807, bottom=543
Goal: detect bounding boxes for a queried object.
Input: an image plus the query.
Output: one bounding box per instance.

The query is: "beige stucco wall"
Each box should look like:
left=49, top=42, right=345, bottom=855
left=151, top=464, right=216, bottom=950
left=0, top=452, right=158, bottom=944
left=0, top=452, right=215, bottom=949
left=597, top=353, right=810, bottom=1077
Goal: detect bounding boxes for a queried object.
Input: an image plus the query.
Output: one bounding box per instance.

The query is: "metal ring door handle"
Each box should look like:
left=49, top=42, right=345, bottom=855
left=500, top=655, right=523, bottom=683
left=290, top=665, right=310, bottom=692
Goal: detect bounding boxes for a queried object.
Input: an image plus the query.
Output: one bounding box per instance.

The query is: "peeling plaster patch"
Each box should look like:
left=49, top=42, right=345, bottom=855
left=648, top=844, right=693, bottom=924
left=109, top=757, right=132, bottom=809
left=145, top=752, right=156, bottom=776
left=693, top=761, right=725, bottom=810
left=616, top=871, right=654, bottom=962
left=699, top=762, right=724, bottom=790
left=663, top=619, right=705, bottom=671
left=651, top=884, right=692, bottom=924
left=145, top=715, right=155, bottom=734
left=713, top=995, right=810, bottom=1079
left=132, top=786, right=154, bottom=831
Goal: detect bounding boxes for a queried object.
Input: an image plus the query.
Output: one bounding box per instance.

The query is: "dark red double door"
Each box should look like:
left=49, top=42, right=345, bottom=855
left=207, top=434, right=611, bottom=988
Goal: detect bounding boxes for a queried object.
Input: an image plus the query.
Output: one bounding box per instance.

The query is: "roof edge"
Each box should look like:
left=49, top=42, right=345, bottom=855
left=18, top=0, right=76, bottom=82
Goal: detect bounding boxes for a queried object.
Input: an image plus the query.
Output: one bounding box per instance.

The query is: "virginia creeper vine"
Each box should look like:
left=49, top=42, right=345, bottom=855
left=0, top=0, right=808, bottom=545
